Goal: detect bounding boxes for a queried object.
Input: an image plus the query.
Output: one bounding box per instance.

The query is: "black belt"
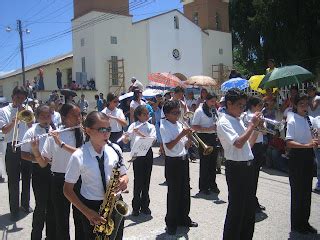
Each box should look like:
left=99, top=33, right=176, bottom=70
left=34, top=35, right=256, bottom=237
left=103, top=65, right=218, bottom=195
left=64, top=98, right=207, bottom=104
left=166, top=155, right=188, bottom=161
left=226, top=159, right=253, bottom=166
left=51, top=172, right=65, bottom=177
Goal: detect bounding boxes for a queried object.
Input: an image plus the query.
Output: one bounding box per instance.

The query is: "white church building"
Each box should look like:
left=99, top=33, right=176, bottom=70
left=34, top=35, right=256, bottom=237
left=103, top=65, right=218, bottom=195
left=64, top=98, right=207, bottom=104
left=72, top=0, right=232, bottom=94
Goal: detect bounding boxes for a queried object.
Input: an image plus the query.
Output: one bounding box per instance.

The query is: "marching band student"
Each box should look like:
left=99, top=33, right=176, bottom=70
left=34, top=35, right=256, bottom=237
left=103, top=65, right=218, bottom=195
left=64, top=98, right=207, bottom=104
left=130, top=89, right=146, bottom=124
left=0, top=86, right=33, bottom=221
left=217, top=88, right=261, bottom=240
left=285, top=94, right=318, bottom=234
left=31, top=103, right=84, bottom=240
left=123, top=105, right=156, bottom=216
left=160, top=100, right=198, bottom=236
left=246, top=96, right=266, bottom=213
left=192, top=92, right=220, bottom=195
left=63, top=111, right=128, bottom=240
left=102, top=93, right=127, bottom=145
left=21, top=104, right=56, bottom=240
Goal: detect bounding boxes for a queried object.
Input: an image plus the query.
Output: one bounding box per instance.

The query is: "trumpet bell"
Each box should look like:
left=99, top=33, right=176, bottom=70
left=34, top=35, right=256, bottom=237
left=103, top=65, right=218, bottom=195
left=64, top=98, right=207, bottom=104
left=18, top=109, right=34, bottom=123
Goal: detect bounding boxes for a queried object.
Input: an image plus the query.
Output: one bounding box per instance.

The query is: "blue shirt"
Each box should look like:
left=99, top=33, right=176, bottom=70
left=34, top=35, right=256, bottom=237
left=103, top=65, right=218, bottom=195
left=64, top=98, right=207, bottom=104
left=97, top=99, right=103, bottom=111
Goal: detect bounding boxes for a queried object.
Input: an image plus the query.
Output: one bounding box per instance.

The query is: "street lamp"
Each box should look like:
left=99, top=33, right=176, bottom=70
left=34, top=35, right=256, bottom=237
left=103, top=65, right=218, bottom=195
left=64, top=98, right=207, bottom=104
left=5, top=20, right=30, bottom=87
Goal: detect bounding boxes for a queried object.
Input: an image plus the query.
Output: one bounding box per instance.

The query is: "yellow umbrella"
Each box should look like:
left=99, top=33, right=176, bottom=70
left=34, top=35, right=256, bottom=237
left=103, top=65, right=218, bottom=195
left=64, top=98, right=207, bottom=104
left=249, top=75, right=277, bottom=94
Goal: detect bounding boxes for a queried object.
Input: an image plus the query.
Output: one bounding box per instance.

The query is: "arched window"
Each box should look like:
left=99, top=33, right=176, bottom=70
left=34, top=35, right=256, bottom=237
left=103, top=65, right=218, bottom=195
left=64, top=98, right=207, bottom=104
left=174, top=16, right=179, bottom=29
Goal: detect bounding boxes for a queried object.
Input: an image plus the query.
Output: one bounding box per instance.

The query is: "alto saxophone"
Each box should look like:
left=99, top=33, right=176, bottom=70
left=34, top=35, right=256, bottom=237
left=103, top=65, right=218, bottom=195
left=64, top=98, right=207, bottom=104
left=93, top=154, right=130, bottom=240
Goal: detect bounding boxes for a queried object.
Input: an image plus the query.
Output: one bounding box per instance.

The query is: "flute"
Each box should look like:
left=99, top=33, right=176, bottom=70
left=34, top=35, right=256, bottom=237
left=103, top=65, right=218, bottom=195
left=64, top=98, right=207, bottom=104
left=117, top=117, right=152, bottom=143
left=15, top=125, right=80, bottom=148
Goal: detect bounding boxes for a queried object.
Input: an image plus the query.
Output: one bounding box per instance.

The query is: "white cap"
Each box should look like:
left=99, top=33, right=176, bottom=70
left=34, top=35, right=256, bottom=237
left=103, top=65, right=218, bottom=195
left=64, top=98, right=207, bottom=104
left=219, top=96, right=225, bottom=103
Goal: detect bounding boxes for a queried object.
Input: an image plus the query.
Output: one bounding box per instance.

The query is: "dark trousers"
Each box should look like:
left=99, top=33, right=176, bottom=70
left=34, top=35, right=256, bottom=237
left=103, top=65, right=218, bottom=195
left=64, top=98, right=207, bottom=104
left=288, top=149, right=314, bottom=230
left=109, top=131, right=123, bottom=150
left=223, top=160, right=256, bottom=240
left=198, top=133, right=218, bottom=191
left=51, top=173, right=84, bottom=240
left=252, top=143, right=264, bottom=208
left=5, top=144, right=32, bottom=215
left=165, top=156, right=191, bottom=230
left=80, top=195, right=124, bottom=240
left=31, top=164, right=55, bottom=240
left=132, top=149, right=153, bottom=211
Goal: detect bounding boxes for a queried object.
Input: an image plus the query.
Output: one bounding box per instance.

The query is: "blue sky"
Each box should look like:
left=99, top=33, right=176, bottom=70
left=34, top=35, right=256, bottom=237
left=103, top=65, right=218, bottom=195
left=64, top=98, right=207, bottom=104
left=0, top=0, right=183, bottom=75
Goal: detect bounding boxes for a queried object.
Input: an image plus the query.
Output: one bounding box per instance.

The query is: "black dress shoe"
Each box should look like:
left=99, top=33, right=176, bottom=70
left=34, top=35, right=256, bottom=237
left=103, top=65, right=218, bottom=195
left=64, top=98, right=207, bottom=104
left=200, top=190, right=210, bottom=195
left=211, top=186, right=220, bottom=194
left=21, top=206, right=33, bottom=213
left=131, top=209, right=139, bottom=216
left=10, top=213, right=19, bottom=222
left=292, top=226, right=308, bottom=234
left=305, top=224, right=317, bottom=234
left=141, top=208, right=151, bottom=215
left=165, top=227, right=176, bottom=235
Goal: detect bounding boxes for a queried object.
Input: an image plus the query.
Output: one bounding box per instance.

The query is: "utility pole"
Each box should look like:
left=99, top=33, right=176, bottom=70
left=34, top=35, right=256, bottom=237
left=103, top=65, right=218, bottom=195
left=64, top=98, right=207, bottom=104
left=17, top=20, right=26, bottom=86
left=6, top=20, right=30, bottom=87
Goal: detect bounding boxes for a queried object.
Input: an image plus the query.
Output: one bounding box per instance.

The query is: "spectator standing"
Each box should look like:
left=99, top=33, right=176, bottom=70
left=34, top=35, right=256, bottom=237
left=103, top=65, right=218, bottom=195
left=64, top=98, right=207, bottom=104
left=56, top=68, right=62, bottom=89
left=77, top=94, right=89, bottom=113
left=128, top=77, right=144, bottom=92
left=38, top=68, right=45, bottom=90
left=95, top=94, right=103, bottom=111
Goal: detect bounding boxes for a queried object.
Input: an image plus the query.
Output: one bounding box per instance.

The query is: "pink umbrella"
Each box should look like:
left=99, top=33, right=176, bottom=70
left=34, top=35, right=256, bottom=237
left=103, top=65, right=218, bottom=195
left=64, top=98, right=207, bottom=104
left=148, top=72, right=185, bottom=88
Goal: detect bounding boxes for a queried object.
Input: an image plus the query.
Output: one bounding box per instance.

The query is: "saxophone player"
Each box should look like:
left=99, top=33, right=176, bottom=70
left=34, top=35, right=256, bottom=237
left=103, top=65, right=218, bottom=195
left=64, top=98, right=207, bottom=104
left=63, top=111, right=128, bottom=240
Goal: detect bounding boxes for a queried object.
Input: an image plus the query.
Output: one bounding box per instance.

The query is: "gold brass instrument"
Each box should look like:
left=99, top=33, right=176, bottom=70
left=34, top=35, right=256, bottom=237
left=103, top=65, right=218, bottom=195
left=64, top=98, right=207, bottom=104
left=182, top=112, right=213, bottom=156
left=12, top=106, right=34, bottom=152
left=242, top=112, right=285, bottom=135
left=93, top=154, right=130, bottom=240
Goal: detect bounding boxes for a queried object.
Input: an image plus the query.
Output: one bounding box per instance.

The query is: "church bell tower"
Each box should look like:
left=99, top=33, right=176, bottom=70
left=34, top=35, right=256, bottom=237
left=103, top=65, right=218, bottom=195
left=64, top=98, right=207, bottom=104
left=183, top=0, right=230, bottom=32
left=73, top=0, right=130, bottom=19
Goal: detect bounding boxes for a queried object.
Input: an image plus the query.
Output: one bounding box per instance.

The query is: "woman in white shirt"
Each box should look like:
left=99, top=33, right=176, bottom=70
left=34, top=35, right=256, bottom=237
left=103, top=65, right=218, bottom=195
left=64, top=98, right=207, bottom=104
left=123, top=105, right=156, bottom=216
left=64, top=111, right=129, bottom=240
left=285, top=94, right=317, bottom=234
left=129, top=89, right=146, bottom=124
left=102, top=93, right=127, bottom=145
left=21, top=104, right=55, bottom=239
left=31, top=103, right=84, bottom=240
left=192, top=92, right=220, bottom=195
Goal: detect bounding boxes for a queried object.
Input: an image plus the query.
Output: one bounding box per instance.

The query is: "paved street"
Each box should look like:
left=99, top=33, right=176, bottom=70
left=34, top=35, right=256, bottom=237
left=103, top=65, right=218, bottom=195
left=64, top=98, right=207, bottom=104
left=0, top=147, right=319, bottom=240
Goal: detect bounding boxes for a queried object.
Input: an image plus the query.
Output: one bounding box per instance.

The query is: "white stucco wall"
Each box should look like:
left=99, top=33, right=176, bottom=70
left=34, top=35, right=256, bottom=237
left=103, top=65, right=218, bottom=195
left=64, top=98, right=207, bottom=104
left=145, top=11, right=203, bottom=78
left=201, top=30, right=233, bottom=76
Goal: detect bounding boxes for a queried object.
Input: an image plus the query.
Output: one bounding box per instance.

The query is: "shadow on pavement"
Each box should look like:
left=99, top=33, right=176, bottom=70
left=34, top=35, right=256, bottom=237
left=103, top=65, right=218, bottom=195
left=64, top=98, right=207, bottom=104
left=261, top=167, right=288, bottom=177
left=255, top=212, right=268, bottom=223
left=156, top=227, right=190, bottom=240
left=153, top=155, right=165, bottom=167
left=192, top=192, right=226, bottom=204
left=288, top=231, right=320, bottom=240
left=125, top=214, right=153, bottom=228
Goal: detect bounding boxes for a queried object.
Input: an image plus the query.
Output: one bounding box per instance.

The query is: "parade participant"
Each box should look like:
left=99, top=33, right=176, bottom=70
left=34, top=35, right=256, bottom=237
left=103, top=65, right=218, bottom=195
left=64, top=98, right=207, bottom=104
left=63, top=111, right=128, bottom=240
left=49, top=101, right=61, bottom=129
left=185, top=91, right=197, bottom=110
left=196, top=88, right=208, bottom=107
left=102, top=93, right=127, bottom=146
left=217, top=88, right=261, bottom=240
left=285, top=94, right=318, bottom=234
left=160, top=100, right=198, bottom=236
left=192, top=92, right=220, bottom=195
left=0, top=86, right=33, bottom=220
left=77, top=94, right=89, bottom=113
left=281, top=86, right=299, bottom=112
left=246, top=96, right=266, bottom=213
left=123, top=106, right=156, bottom=216
left=307, top=85, right=320, bottom=117
left=31, top=103, right=84, bottom=240
left=21, top=104, right=55, bottom=239
left=130, top=89, right=146, bottom=124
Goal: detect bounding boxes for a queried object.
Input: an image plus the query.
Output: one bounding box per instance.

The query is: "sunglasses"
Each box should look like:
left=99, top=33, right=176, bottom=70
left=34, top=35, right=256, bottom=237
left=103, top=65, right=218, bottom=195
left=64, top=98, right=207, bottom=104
left=91, top=127, right=112, bottom=133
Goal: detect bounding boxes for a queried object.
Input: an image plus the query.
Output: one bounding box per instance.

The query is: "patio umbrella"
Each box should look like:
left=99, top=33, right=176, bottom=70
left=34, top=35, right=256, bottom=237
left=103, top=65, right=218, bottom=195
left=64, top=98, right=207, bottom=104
left=259, top=65, right=315, bottom=89
left=184, top=75, right=218, bottom=87
left=221, top=77, right=249, bottom=92
left=148, top=72, right=185, bottom=88
left=249, top=75, right=277, bottom=94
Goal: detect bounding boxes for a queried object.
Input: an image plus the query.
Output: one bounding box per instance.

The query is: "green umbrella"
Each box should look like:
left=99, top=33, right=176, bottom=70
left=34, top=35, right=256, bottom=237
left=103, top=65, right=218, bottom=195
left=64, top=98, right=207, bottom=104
left=259, top=65, right=315, bottom=89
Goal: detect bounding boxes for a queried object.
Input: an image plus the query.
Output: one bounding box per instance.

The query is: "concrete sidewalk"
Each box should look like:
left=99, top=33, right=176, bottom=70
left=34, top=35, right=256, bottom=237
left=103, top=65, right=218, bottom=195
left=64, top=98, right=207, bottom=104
left=0, top=147, right=319, bottom=240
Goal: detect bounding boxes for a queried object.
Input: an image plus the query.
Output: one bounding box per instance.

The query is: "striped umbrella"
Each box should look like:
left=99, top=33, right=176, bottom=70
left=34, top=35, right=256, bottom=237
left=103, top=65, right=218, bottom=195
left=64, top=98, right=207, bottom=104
left=148, top=72, right=185, bottom=88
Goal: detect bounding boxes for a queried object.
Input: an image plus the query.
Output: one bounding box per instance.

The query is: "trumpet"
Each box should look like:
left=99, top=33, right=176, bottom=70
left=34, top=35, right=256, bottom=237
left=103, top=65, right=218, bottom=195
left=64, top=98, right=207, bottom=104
left=14, top=125, right=80, bottom=148
left=242, top=112, right=285, bottom=135
left=12, top=106, right=34, bottom=152
left=182, top=112, right=213, bottom=156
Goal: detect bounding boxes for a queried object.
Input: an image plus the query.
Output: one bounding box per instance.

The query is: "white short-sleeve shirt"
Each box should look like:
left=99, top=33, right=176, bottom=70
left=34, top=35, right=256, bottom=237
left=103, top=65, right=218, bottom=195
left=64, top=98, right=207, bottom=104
left=65, top=141, right=126, bottom=201
left=285, top=113, right=313, bottom=144
left=308, top=95, right=320, bottom=117
left=130, top=100, right=146, bottom=110
left=41, top=126, right=76, bottom=173
left=51, top=111, right=62, bottom=128
left=101, top=107, right=126, bottom=132
left=0, top=104, right=33, bottom=143
left=192, top=106, right=217, bottom=133
left=217, top=113, right=254, bottom=161
left=160, top=119, right=188, bottom=157
left=245, top=110, right=263, bottom=143
left=21, top=123, right=52, bottom=163
left=127, top=121, right=156, bottom=149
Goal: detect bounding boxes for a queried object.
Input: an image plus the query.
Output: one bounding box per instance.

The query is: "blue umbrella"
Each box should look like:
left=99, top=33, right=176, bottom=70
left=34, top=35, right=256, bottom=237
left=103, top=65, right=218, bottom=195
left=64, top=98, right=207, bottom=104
left=221, top=77, right=249, bottom=92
